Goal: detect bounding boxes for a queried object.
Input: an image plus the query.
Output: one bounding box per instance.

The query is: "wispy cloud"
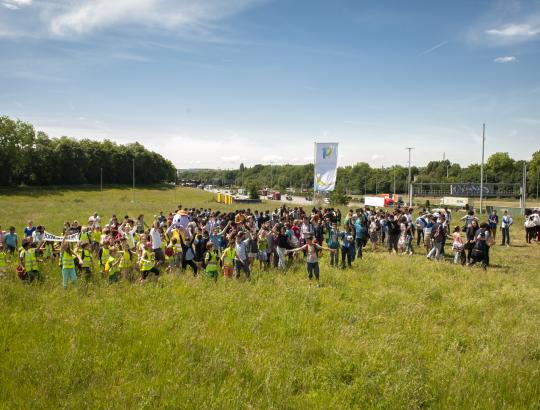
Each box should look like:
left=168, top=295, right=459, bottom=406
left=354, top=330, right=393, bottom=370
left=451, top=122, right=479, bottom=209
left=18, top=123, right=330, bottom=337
left=261, top=154, right=284, bottom=163
left=418, top=41, right=448, bottom=56
left=221, top=155, right=242, bottom=163
left=0, top=0, right=263, bottom=39
left=494, top=56, right=518, bottom=63
left=2, top=0, right=31, bottom=9
left=50, top=0, right=262, bottom=37
left=486, top=23, right=540, bottom=39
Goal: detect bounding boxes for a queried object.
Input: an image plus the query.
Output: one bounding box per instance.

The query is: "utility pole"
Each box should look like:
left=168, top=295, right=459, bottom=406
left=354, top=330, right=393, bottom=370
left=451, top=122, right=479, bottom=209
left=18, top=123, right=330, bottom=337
left=363, top=177, right=367, bottom=196
left=393, top=168, right=396, bottom=197
left=479, top=124, right=485, bottom=214
left=406, top=147, right=414, bottom=206
left=132, top=158, right=135, bottom=203
left=174, top=169, right=178, bottom=204
left=522, top=163, right=527, bottom=215
left=100, top=167, right=103, bottom=192
left=270, top=162, right=274, bottom=189
left=536, top=169, right=540, bottom=201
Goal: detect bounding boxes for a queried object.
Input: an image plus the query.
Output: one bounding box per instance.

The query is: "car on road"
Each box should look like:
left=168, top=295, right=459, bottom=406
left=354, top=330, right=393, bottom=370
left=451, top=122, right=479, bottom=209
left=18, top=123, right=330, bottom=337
left=285, top=195, right=292, bottom=201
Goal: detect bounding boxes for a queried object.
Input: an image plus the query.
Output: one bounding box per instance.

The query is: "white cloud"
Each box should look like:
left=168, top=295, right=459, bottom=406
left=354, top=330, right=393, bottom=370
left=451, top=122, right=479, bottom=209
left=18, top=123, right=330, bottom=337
left=261, top=154, right=284, bottom=163
left=220, top=155, right=242, bottom=163
left=486, top=23, right=540, bottom=38
left=2, top=0, right=30, bottom=9
left=494, top=56, right=517, bottom=63
left=47, top=0, right=261, bottom=37
left=0, top=0, right=262, bottom=38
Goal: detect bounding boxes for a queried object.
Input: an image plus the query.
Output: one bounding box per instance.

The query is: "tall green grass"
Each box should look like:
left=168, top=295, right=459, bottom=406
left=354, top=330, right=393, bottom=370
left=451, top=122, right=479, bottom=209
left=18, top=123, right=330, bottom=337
left=1, top=187, right=539, bottom=408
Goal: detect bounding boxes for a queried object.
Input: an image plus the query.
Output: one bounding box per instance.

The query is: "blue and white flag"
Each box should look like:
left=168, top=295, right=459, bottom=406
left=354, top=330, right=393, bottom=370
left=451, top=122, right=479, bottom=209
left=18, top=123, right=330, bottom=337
left=314, top=142, right=339, bottom=192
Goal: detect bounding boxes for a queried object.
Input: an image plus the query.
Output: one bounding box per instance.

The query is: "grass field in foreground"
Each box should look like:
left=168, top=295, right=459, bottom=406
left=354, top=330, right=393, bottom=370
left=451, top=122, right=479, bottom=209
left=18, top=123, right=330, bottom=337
left=1, top=186, right=540, bottom=409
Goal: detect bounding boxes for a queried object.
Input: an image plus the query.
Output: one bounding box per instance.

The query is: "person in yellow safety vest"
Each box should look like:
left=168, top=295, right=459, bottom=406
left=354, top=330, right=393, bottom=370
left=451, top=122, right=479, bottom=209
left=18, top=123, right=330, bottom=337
left=171, top=237, right=183, bottom=270
left=60, top=241, right=80, bottom=289
left=105, top=247, right=122, bottom=284
left=79, top=226, right=92, bottom=246
left=204, top=242, right=219, bottom=280
left=99, top=242, right=110, bottom=277
left=91, top=227, right=102, bottom=253
left=19, top=239, right=40, bottom=282
left=118, top=239, right=135, bottom=281
left=220, top=241, right=236, bottom=279
left=0, top=243, right=7, bottom=277
left=138, top=241, right=159, bottom=282
left=79, top=242, right=93, bottom=279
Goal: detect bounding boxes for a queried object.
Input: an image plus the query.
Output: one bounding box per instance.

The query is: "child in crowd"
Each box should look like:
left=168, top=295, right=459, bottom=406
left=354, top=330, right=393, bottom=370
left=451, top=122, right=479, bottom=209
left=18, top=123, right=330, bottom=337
left=452, top=226, right=465, bottom=265
left=79, top=242, right=93, bottom=279
left=105, top=247, right=121, bottom=284
left=204, top=242, right=219, bottom=281
left=286, top=235, right=336, bottom=287
left=59, top=241, right=80, bottom=289
left=221, top=240, right=236, bottom=279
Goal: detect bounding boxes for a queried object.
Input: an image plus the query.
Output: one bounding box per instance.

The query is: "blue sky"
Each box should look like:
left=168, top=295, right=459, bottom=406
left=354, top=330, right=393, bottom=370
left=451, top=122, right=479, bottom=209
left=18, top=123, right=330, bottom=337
left=1, top=0, right=539, bottom=169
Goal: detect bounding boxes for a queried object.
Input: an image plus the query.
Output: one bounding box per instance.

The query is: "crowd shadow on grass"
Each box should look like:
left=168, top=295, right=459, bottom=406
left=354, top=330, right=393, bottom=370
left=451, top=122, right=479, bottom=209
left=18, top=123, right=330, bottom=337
left=0, top=184, right=176, bottom=197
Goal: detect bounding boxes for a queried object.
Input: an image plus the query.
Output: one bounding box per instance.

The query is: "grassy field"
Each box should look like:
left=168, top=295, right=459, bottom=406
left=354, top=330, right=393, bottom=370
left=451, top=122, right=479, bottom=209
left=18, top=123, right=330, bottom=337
left=1, top=186, right=540, bottom=409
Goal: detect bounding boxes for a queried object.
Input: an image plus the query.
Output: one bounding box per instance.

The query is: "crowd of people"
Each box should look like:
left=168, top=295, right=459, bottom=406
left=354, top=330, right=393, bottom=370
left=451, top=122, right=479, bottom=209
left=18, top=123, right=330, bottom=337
left=0, top=203, right=538, bottom=289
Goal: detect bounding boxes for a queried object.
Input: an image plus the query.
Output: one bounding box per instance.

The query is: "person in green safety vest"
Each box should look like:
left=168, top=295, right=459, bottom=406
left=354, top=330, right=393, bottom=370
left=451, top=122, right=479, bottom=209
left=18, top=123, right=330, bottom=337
left=119, top=238, right=136, bottom=282
left=0, top=242, right=8, bottom=277
left=105, top=247, right=121, bottom=284
left=59, top=240, right=81, bottom=290
left=204, top=242, right=219, bottom=281
left=19, top=239, right=41, bottom=282
left=78, top=242, right=93, bottom=279
left=138, top=241, right=159, bottom=282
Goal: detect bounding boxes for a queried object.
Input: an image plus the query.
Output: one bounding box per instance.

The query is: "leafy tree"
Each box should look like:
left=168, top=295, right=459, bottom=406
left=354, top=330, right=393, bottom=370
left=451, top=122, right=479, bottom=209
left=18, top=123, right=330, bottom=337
left=248, top=183, right=259, bottom=200
left=330, top=184, right=348, bottom=205
left=0, top=116, right=175, bottom=186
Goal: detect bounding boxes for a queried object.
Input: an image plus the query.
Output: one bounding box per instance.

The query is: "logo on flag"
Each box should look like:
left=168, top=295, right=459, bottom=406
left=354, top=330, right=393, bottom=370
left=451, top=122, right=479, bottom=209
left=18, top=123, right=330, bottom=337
left=314, top=142, right=339, bottom=192
left=322, top=146, right=333, bottom=159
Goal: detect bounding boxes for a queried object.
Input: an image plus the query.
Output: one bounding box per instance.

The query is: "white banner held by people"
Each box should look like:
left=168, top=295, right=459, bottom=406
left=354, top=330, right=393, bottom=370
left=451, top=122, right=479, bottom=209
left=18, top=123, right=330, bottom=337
left=43, top=231, right=80, bottom=242
left=314, top=142, right=339, bottom=192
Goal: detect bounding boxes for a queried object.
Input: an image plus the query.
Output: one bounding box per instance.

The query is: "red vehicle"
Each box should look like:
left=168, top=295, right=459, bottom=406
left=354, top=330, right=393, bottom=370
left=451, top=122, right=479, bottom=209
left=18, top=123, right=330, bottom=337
left=273, top=191, right=281, bottom=200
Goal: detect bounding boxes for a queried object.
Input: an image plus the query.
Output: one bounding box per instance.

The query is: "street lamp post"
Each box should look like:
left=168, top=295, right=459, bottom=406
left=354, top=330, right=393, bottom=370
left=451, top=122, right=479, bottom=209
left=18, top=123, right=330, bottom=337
left=479, top=124, right=485, bottom=214
left=406, top=147, right=414, bottom=206
left=131, top=158, right=135, bottom=203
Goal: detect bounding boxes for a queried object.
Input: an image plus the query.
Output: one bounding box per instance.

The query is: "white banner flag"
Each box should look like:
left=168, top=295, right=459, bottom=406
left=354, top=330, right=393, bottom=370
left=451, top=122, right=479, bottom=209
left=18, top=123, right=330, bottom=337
left=314, top=142, right=339, bottom=192
left=43, top=231, right=80, bottom=242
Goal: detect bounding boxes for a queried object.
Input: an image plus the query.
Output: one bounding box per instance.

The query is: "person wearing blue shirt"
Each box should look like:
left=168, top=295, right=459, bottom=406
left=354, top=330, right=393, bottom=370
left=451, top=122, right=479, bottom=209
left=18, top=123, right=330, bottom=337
left=488, top=210, right=499, bottom=241
left=354, top=219, right=367, bottom=259
left=24, top=220, right=36, bottom=240
left=4, top=227, right=18, bottom=253
left=326, top=222, right=340, bottom=266
left=415, top=214, right=427, bottom=246
left=339, top=226, right=355, bottom=269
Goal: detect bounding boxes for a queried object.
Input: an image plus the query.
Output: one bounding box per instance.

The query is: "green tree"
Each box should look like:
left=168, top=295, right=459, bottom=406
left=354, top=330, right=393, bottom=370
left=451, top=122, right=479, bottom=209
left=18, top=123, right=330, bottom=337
left=330, top=184, right=348, bottom=205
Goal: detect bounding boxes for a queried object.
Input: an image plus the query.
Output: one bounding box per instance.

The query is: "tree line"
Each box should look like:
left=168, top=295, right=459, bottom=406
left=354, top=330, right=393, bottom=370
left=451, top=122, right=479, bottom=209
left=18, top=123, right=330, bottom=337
left=179, top=151, right=540, bottom=197
left=0, top=116, right=176, bottom=186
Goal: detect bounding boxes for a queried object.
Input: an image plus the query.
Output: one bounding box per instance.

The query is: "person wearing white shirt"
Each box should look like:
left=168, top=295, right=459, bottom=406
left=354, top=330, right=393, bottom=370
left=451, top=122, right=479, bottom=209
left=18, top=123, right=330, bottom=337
left=501, top=210, right=513, bottom=246
left=149, top=221, right=165, bottom=263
